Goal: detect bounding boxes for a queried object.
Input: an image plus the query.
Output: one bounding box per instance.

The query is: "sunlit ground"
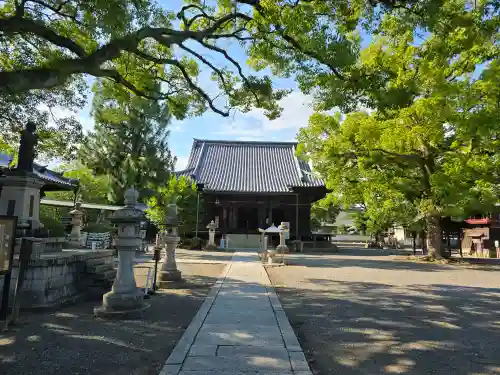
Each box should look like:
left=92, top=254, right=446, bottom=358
left=267, top=248, right=500, bottom=375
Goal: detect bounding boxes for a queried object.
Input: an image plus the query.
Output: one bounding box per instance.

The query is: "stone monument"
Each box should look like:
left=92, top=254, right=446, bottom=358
left=0, top=122, right=43, bottom=234
left=158, top=203, right=182, bottom=287
left=68, top=201, right=84, bottom=248
left=16, top=121, right=38, bottom=173
left=94, top=188, right=150, bottom=318
left=204, top=220, right=218, bottom=250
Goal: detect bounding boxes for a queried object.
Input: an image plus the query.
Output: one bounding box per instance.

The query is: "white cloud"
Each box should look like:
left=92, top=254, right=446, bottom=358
left=175, top=155, right=189, bottom=171
left=213, top=91, right=315, bottom=139
left=170, top=120, right=186, bottom=133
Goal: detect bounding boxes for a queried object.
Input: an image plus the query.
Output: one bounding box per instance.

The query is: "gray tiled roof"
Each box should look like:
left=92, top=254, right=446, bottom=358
left=176, top=139, right=325, bottom=193
left=32, top=163, right=79, bottom=189
left=0, top=152, right=78, bottom=190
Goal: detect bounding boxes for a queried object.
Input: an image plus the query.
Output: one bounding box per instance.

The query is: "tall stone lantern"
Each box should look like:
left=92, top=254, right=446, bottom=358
left=94, top=188, right=150, bottom=318
left=274, top=222, right=289, bottom=264
left=204, top=220, right=218, bottom=250
left=68, top=201, right=84, bottom=248
left=158, top=203, right=182, bottom=287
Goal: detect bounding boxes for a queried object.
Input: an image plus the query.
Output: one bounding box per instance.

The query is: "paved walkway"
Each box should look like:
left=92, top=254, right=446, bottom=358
left=160, top=251, right=312, bottom=375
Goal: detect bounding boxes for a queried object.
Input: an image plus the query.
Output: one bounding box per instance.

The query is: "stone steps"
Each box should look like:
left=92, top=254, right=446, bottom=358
left=86, top=257, right=114, bottom=267
left=87, top=263, right=113, bottom=274
left=83, top=257, right=117, bottom=299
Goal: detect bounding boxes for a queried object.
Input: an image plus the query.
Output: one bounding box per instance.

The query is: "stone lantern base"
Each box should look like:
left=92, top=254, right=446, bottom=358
left=158, top=269, right=182, bottom=288
left=94, top=289, right=150, bottom=319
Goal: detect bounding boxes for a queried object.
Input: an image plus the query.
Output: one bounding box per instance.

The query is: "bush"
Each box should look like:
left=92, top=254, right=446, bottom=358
left=180, top=237, right=205, bottom=250
left=83, top=222, right=116, bottom=234
left=39, top=217, right=68, bottom=237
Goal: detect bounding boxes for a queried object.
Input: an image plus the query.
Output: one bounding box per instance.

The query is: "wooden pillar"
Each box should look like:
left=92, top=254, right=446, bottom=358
left=295, top=193, right=299, bottom=240
left=222, top=203, right=227, bottom=236
left=258, top=203, right=265, bottom=228
left=268, top=200, right=273, bottom=225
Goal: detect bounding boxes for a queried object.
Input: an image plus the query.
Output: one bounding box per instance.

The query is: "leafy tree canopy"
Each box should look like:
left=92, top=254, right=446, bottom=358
left=146, top=175, right=202, bottom=237
left=43, top=160, right=110, bottom=203
left=0, top=0, right=447, bottom=160
left=80, top=79, right=176, bottom=204
left=296, top=1, right=499, bottom=258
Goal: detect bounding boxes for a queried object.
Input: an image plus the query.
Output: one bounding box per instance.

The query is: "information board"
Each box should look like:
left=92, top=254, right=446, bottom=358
left=0, top=216, right=17, bottom=274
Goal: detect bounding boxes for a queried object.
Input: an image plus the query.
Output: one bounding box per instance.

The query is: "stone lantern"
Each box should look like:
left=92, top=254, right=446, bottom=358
left=158, top=203, right=182, bottom=287
left=204, top=220, right=218, bottom=250
left=68, top=201, right=84, bottom=247
left=94, top=188, right=150, bottom=318
left=274, top=222, right=289, bottom=264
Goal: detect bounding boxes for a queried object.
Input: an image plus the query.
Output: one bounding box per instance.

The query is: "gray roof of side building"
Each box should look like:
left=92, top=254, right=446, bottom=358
left=176, top=139, right=325, bottom=193
left=0, top=152, right=78, bottom=190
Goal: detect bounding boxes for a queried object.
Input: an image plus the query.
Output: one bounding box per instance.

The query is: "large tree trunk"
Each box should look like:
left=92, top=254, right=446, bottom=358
left=426, top=215, right=445, bottom=259
left=420, top=230, right=427, bottom=254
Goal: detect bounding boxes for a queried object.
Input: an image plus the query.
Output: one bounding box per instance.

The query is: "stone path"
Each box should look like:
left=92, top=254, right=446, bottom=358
left=159, top=251, right=311, bottom=375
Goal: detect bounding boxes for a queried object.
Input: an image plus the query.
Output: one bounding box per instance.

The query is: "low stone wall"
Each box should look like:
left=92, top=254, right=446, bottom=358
left=0, top=249, right=114, bottom=311
left=14, top=237, right=67, bottom=255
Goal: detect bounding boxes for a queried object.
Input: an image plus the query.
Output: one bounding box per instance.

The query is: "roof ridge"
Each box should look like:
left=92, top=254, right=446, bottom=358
left=193, top=138, right=298, bottom=146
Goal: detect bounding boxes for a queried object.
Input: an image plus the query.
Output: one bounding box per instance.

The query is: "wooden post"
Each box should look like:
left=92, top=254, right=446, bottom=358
left=4, top=238, right=33, bottom=330
left=295, top=193, right=299, bottom=241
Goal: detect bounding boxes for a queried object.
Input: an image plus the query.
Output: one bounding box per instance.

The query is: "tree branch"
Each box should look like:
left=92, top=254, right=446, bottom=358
left=178, top=43, right=232, bottom=94
left=160, top=59, right=229, bottom=117
left=196, top=39, right=261, bottom=105
left=0, top=10, right=251, bottom=95
left=0, top=16, right=86, bottom=57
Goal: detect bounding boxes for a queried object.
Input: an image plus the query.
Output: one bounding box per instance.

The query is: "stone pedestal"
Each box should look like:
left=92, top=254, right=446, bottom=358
left=0, top=174, right=44, bottom=233
left=159, top=231, right=182, bottom=287
left=94, top=188, right=150, bottom=319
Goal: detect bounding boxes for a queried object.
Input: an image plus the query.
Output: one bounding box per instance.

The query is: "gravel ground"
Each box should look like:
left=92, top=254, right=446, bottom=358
left=0, top=262, right=226, bottom=375
left=267, top=248, right=500, bottom=375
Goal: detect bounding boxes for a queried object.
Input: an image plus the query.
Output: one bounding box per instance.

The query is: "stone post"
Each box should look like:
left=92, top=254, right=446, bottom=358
left=94, top=188, right=150, bottom=318
left=68, top=202, right=84, bottom=247
left=158, top=204, right=182, bottom=286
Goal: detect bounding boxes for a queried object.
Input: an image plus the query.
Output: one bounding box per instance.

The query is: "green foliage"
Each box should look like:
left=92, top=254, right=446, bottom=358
left=0, top=0, right=289, bottom=151
left=337, top=224, right=349, bottom=235
left=82, top=222, right=116, bottom=234
left=80, top=80, right=175, bottom=204
left=294, top=0, right=500, bottom=258
left=146, top=175, right=202, bottom=237
left=39, top=206, right=69, bottom=237
left=310, top=195, right=340, bottom=231
left=43, top=161, right=110, bottom=203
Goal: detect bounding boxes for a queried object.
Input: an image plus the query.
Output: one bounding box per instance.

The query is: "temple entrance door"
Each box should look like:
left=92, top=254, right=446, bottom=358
left=272, top=207, right=285, bottom=226
left=237, top=206, right=259, bottom=233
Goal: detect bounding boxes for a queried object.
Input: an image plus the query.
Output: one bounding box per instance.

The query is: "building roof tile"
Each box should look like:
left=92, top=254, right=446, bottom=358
left=176, top=139, right=325, bottom=193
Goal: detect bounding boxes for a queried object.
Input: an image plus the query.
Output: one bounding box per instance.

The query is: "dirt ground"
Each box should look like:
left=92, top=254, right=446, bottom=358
left=266, top=248, right=500, bottom=375
left=0, top=262, right=226, bottom=375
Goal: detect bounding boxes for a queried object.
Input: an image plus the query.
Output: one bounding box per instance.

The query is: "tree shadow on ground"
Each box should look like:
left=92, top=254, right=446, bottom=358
left=305, top=248, right=415, bottom=257
left=273, top=278, right=500, bottom=375
left=285, top=255, right=452, bottom=272
left=0, top=264, right=225, bottom=375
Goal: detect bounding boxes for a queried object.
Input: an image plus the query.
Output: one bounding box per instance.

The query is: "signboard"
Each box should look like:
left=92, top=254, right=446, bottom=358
left=282, top=222, right=290, bottom=240
left=0, top=216, right=17, bottom=274
left=0, top=215, right=17, bottom=319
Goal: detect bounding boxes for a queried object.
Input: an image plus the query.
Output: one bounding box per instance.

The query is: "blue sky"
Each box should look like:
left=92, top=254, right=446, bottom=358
left=69, top=0, right=317, bottom=171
